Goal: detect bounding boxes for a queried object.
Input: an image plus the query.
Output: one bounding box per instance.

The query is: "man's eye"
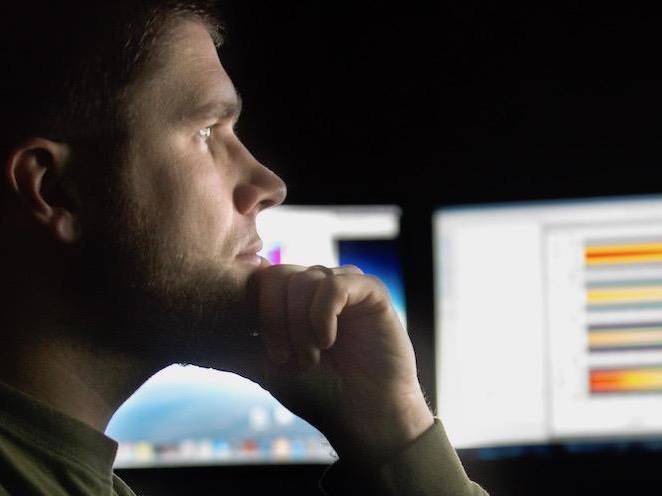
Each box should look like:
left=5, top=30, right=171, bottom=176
left=198, top=126, right=212, bottom=142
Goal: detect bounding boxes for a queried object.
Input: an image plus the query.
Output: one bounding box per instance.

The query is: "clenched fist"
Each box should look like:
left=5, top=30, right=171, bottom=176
left=246, top=263, right=434, bottom=466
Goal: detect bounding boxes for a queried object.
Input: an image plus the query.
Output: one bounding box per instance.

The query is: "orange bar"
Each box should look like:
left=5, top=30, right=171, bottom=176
left=586, top=242, right=662, bottom=256
left=590, top=367, right=662, bottom=393
left=586, top=243, right=662, bottom=265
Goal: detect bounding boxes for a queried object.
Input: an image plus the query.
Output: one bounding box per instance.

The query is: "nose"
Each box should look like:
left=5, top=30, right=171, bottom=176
left=233, top=151, right=287, bottom=216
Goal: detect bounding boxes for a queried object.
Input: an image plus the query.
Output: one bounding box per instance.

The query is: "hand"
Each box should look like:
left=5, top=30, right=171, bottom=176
left=246, top=263, right=434, bottom=465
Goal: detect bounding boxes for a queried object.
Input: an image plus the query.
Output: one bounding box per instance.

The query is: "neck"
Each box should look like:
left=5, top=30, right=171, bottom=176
left=0, top=328, right=161, bottom=433
left=0, top=234, right=168, bottom=432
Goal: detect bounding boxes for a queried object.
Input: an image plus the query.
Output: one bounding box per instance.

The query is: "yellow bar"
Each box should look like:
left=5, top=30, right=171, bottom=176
left=586, top=242, right=662, bottom=255
left=591, top=368, right=662, bottom=391
left=621, top=370, right=662, bottom=389
left=587, top=286, right=662, bottom=303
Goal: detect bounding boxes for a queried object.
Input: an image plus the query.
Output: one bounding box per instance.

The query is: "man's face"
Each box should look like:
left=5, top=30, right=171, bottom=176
left=78, top=20, right=286, bottom=369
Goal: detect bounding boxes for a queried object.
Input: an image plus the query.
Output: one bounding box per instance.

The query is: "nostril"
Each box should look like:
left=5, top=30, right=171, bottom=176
left=257, top=185, right=286, bottom=212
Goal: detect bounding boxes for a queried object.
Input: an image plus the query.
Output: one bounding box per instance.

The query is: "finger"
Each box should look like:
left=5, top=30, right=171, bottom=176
left=252, top=264, right=307, bottom=364
left=310, top=273, right=391, bottom=350
left=305, top=265, right=363, bottom=349
left=250, top=264, right=366, bottom=365
left=287, top=265, right=358, bottom=362
left=287, top=267, right=327, bottom=369
left=338, top=264, right=364, bottom=275
left=310, top=264, right=364, bottom=276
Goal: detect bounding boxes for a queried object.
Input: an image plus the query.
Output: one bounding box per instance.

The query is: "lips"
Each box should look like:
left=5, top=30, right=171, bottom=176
left=236, top=239, right=263, bottom=258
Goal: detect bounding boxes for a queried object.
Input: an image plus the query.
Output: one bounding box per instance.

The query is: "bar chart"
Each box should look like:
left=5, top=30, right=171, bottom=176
left=585, top=240, right=662, bottom=393
left=546, top=218, right=662, bottom=438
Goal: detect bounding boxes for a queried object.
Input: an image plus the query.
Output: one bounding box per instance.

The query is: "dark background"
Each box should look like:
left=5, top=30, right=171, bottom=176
left=118, top=3, right=662, bottom=494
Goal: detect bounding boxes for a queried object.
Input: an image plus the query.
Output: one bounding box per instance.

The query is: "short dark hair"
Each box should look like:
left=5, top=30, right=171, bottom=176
left=0, top=0, right=223, bottom=207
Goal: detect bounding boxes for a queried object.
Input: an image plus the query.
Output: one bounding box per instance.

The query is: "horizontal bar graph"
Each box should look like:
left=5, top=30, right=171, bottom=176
left=585, top=239, right=662, bottom=394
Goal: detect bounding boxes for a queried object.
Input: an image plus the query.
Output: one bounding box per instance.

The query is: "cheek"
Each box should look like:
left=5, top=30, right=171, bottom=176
left=127, top=135, right=238, bottom=260
left=186, top=163, right=237, bottom=256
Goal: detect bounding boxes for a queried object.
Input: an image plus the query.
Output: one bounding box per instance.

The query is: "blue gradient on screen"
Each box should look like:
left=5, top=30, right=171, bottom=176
left=338, top=239, right=406, bottom=323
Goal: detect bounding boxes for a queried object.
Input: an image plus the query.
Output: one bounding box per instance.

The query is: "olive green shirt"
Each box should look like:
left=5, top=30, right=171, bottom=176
left=319, top=418, right=488, bottom=495
left=0, top=380, right=487, bottom=495
left=0, top=381, right=134, bottom=495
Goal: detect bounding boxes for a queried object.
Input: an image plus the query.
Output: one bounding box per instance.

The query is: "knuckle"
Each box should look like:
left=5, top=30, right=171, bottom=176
left=320, top=272, right=343, bottom=294
left=306, top=264, right=333, bottom=278
left=289, top=267, right=318, bottom=287
left=366, top=274, right=387, bottom=292
left=341, top=263, right=363, bottom=274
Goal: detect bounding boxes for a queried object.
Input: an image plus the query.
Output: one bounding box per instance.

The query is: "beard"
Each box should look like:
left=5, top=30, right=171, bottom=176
left=68, top=163, right=265, bottom=379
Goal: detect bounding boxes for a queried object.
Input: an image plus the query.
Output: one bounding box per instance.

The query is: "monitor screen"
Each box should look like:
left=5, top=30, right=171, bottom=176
left=434, top=196, right=662, bottom=459
left=107, top=205, right=404, bottom=467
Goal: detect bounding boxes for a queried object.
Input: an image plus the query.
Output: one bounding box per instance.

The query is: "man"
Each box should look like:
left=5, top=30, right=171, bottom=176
left=0, top=1, right=487, bottom=494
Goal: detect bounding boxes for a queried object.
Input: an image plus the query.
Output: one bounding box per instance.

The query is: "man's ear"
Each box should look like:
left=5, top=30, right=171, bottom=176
left=5, top=137, right=80, bottom=244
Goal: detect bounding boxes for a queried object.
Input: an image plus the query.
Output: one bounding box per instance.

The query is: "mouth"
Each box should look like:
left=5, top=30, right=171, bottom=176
left=236, top=239, right=264, bottom=266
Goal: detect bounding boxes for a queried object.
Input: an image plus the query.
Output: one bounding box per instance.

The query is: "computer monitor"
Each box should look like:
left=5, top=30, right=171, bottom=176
left=107, top=205, right=404, bottom=467
left=434, top=195, right=662, bottom=459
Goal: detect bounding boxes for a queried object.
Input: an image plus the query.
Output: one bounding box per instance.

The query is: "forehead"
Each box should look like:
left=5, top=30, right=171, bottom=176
left=131, top=20, right=238, bottom=118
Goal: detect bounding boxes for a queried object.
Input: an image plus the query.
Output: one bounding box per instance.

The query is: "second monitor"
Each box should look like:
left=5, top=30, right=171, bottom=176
left=434, top=196, right=662, bottom=455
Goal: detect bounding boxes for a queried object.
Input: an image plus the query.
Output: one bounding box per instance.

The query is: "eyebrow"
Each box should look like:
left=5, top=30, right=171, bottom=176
left=182, top=91, right=243, bottom=123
